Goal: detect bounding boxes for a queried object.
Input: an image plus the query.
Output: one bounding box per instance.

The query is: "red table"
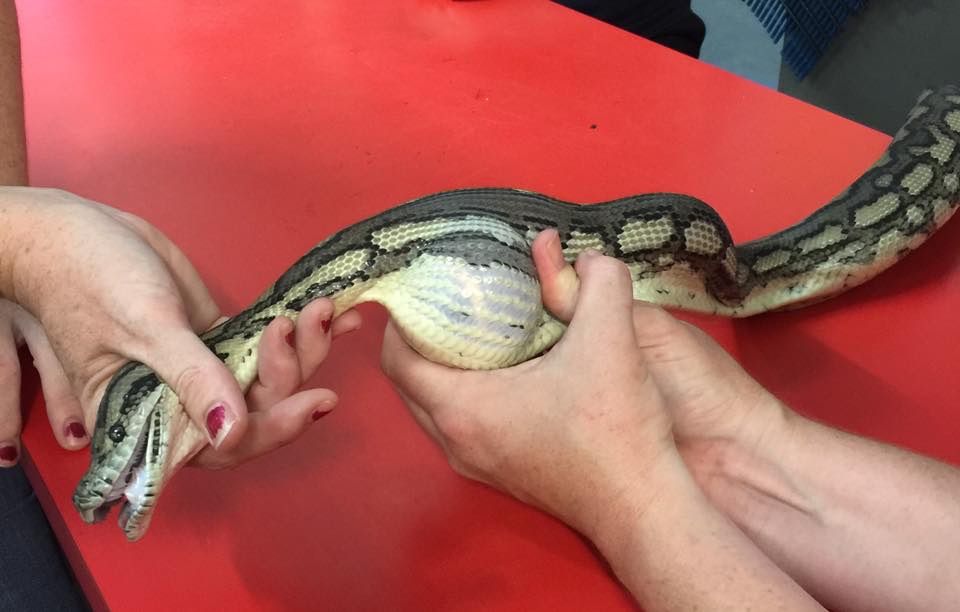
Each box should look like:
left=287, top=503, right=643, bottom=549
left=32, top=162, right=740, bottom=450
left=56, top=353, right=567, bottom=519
left=17, top=1, right=960, bottom=610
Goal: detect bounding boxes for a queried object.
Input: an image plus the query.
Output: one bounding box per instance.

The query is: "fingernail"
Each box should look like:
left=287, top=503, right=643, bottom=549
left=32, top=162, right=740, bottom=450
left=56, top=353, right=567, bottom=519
left=285, top=331, right=296, bottom=348
left=311, top=410, right=330, bottom=422
left=65, top=421, right=88, bottom=440
left=321, top=318, right=331, bottom=333
left=0, top=444, right=18, bottom=463
left=580, top=249, right=600, bottom=260
left=205, top=403, right=235, bottom=448
left=547, top=232, right=567, bottom=272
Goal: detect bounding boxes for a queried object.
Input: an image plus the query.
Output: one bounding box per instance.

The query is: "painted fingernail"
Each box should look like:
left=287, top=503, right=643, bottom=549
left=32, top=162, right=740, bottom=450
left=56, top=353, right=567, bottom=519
left=321, top=318, right=331, bottom=333
left=205, top=403, right=235, bottom=448
left=0, top=444, right=18, bottom=463
left=311, top=410, right=330, bottom=422
left=285, top=331, right=296, bottom=348
left=65, top=422, right=88, bottom=439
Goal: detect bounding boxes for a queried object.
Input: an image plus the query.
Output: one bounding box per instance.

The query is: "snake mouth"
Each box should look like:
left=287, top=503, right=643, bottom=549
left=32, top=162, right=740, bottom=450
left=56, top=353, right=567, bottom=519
left=81, top=412, right=156, bottom=539
left=113, top=411, right=162, bottom=541
left=116, top=462, right=157, bottom=539
left=76, top=383, right=207, bottom=540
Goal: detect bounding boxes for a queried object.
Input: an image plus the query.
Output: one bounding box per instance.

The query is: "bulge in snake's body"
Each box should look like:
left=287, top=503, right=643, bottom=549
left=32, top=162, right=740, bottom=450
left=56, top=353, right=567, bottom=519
left=74, top=86, right=960, bottom=540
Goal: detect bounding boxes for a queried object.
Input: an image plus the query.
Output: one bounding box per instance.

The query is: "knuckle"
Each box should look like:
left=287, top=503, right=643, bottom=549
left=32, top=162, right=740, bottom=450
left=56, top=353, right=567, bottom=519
left=112, top=208, right=152, bottom=232
left=170, top=364, right=208, bottom=409
left=579, top=253, right=631, bottom=288
left=633, top=303, right=680, bottom=334
left=195, top=453, right=234, bottom=470
left=109, top=208, right=169, bottom=247
left=643, top=303, right=676, bottom=327
left=595, top=255, right=630, bottom=279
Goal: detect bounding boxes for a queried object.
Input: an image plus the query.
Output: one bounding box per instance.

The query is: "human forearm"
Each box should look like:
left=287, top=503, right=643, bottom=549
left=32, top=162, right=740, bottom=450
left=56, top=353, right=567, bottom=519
left=592, top=451, right=823, bottom=611
left=688, top=402, right=960, bottom=612
left=0, top=0, right=27, bottom=294
left=0, top=0, right=26, bottom=184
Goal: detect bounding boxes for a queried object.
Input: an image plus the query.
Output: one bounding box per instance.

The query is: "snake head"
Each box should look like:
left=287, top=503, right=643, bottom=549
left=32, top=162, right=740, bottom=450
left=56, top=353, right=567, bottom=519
left=72, top=361, right=204, bottom=541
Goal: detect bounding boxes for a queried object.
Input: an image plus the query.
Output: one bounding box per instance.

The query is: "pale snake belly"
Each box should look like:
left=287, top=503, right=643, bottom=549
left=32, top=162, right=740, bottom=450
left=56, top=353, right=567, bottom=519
left=74, top=86, right=960, bottom=540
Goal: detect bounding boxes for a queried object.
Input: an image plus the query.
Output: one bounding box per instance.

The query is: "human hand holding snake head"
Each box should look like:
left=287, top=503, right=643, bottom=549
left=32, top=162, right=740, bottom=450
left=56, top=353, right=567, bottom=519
left=0, top=189, right=361, bottom=538
left=20, top=86, right=960, bottom=540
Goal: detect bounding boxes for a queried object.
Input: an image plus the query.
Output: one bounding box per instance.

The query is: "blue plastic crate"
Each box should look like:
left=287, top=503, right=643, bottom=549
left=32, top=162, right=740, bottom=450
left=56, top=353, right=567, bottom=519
left=743, top=0, right=867, bottom=78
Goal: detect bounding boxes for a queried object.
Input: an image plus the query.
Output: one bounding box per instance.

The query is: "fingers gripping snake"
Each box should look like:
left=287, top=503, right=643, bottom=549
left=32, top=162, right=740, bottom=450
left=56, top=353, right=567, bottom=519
left=74, top=86, right=960, bottom=540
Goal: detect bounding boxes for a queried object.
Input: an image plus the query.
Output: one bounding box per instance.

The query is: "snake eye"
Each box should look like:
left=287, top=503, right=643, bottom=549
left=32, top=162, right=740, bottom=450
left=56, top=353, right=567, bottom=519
left=108, top=423, right=126, bottom=443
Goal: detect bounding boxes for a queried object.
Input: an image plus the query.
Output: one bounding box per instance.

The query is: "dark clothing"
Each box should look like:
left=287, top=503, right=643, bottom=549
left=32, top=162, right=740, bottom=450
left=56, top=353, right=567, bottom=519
left=0, top=464, right=89, bottom=611
left=554, top=0, right=706, bottom=58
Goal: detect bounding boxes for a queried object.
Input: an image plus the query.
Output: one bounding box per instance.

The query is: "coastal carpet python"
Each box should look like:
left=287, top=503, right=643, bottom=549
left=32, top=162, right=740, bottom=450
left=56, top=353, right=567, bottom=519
left=74, top=86, right=960, bottom=540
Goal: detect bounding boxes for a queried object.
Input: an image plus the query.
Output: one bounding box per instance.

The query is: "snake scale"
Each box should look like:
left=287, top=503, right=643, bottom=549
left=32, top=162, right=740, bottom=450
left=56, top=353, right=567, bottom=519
left=74, top=86, right=960, bottom=540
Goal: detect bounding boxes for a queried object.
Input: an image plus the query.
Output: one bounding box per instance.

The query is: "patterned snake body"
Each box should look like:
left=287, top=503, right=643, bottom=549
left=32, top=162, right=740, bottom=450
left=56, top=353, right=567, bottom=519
left=74, top=86, right=960, bottom=540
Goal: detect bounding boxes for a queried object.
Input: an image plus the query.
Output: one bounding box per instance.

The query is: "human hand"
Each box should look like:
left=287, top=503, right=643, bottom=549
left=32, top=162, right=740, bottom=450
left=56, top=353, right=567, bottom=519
left=381, top=248, right=678, bottom=539
left=0, top=187, right=360, bottom=468
left=0, top=298, right=87, bottom=465
left=191, top=296, right=361, bottom=469
left=532, top=229, right=787, bottom=473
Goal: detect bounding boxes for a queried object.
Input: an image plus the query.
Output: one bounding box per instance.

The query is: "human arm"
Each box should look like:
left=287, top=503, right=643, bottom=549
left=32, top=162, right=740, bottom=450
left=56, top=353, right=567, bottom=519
left=0, top=0, right=81, bottom=461
left=684, top=400, right=960, bottom=612
left=0, top=0, right=25, bottom=185
left=532, top=230, right=960, bottom=611
left=380, top=249, right=823, bottom=611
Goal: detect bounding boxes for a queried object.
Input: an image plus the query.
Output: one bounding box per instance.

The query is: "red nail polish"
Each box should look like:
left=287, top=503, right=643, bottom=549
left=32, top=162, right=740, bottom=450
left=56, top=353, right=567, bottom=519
left=285, top=331, right=296, bottom=348
left=66, top=422, right=88, bottom=439
left=206, top=404, right=226, bottom=440
left=0, top=445, right=17, bottom=462
left=321, top=318, right=331, bottom=333
left=311, top=410, right=329, bottom=421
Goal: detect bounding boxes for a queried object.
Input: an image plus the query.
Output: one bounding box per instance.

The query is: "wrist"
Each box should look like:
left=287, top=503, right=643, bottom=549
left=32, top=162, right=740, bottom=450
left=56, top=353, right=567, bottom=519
left=0, top=188, right=75, bottom=308
left=680, top=399, right=822, bottom=530
left=0, top=189, right=29, bottom=299
left=585, top=448, right=701, bottom=564
left=678, top=387, right=791, bottom=481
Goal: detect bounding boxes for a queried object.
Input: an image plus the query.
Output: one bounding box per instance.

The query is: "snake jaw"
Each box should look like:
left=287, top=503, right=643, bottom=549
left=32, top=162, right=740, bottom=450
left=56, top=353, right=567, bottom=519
left=117, top=456, right=161, bottom=540
left=114, top=397, right=167, bottom=540
left=73, top=400, right=158, bottom=536
left=117, top=388, right=210, bottom=541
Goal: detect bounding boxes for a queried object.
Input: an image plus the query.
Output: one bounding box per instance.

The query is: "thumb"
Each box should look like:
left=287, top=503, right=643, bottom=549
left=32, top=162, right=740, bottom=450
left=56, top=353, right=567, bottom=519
left=142, top=327, right=248, bottom=450
left=562, top=251, right=636, bottom=351
left=531, top=229, right=580, bottom=323
left=380, top=320, right=472, bottom=414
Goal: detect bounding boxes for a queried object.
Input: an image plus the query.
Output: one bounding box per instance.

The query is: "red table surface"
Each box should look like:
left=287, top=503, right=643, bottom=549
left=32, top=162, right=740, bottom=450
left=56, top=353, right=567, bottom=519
left=15, top=1, right=960, bottom=610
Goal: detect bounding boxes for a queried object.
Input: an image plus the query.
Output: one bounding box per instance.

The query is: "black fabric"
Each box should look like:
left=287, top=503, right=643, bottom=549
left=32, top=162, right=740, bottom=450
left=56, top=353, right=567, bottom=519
left=0, top=464, right=89, bottom=611
left=554, top=0, right=706, bottom=58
